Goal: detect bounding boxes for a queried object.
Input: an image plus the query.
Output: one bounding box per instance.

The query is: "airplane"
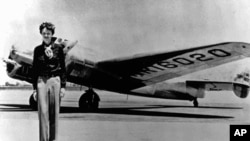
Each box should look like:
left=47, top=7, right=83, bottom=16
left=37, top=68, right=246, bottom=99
left=3, top=38, right=250, bottom=111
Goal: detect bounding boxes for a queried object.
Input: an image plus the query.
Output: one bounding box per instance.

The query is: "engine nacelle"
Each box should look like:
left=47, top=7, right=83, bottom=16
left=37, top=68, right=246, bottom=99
left=3, top=37, right=78, bottom=84
left=9, top=48, right=33, bottom=65
left=4, top=58, right=33, bottom=83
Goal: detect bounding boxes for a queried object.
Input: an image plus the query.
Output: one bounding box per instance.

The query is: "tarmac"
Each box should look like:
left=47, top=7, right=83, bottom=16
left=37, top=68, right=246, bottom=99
left=0, top=89, right=250, bottom=141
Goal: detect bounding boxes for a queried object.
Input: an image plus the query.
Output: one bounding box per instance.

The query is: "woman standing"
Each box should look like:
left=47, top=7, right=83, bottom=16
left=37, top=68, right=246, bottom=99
left=32, top=22, right=66, bottom=141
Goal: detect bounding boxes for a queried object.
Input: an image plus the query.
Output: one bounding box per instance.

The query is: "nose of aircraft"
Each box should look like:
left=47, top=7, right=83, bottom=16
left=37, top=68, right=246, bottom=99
left=6, top=61, right=15, bottom=73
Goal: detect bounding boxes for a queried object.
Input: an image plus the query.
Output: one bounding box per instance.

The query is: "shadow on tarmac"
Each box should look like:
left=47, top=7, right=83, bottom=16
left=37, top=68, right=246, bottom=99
left=0, top=104, right=236, bottom=119
left=148, top=105, right=243, bottom=109
left=60, top=105, right=235, bottom=119
left=0, top=104, right=32, bottom=112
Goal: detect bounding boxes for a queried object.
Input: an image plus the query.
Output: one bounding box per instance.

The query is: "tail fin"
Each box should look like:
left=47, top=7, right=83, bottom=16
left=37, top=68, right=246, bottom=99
left=234, top=71, right=250, bottom=85
left=233, top=70, right=250, bottom=98
left=233, top=83, right=249, bottom=98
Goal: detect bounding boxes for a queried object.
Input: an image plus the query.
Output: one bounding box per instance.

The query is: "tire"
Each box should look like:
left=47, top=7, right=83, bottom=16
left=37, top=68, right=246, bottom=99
left=29, top=94, right=38, bottom=111
left=79, top=92, right=100, bottom=112
left=79, top=94, right=90, bottom=112
left=91, top=93, right=100, bottom=110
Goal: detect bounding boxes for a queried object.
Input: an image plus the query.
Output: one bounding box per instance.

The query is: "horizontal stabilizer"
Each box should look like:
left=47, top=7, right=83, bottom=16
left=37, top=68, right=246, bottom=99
left=186, top=80, right=249, bottom=98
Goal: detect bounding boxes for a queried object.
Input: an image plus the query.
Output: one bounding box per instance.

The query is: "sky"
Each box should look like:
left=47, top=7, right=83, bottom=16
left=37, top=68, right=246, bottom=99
left=1, top=0, right=250, bottom=84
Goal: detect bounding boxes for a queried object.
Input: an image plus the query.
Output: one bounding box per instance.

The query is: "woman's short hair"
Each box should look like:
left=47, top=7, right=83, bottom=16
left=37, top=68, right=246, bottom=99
left=39, top=22, right=55, bottom=35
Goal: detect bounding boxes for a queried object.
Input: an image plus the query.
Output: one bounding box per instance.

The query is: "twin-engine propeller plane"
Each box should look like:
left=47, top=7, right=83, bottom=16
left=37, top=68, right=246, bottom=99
left=3, top=38, right=250, bottom=111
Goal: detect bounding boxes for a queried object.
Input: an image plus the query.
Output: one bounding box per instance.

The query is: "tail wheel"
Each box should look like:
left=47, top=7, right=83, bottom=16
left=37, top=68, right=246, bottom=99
left=193, top=98, right=199, bottom=107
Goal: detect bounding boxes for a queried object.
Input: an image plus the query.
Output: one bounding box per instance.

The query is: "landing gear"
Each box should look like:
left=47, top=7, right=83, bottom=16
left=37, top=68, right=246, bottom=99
left=29, top=91, right=37, bottom=110
left=193, top=98, right=199, bottom=107
left=79, top=89, right=100, bottom=112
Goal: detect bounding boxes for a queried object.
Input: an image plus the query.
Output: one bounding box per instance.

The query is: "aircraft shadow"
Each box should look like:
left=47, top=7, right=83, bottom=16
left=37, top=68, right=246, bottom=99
left=0, top=104, right=33, bottom=112
left=148, top=105, right=243, bottom=109
left=0, top=104, right=235, bottom=119
left=60, top=105, right=234, bottom=119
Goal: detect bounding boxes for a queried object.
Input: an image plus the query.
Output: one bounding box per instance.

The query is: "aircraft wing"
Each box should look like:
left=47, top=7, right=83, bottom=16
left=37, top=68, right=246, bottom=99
left=97, top=42, right=250, bottom=86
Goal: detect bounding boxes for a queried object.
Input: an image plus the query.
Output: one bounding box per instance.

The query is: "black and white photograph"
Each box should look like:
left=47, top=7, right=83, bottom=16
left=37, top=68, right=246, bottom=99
left=1, top=0, right=250, bottom=141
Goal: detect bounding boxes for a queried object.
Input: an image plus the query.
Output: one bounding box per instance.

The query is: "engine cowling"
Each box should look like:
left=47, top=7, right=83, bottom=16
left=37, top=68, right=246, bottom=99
left=5, top=58, right=33, bottom=83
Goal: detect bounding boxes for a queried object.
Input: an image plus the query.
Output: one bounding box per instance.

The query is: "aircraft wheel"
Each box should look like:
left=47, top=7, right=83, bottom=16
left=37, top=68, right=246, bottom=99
left=79, top=91, right=100, bottom=112
left=79, top=94, right=90, bottom=111
left=193, top=98, right=199, bottom=107
left=29, top=93, right=37, bottom=110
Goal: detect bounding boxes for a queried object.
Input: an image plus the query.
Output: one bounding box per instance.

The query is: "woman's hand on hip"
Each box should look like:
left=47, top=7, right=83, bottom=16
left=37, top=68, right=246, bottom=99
left=60, top=88, right=66, bottom=98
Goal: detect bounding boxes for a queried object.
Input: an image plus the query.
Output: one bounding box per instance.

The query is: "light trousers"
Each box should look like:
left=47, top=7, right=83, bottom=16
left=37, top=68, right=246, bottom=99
left=37, top=76, right=60, bottom=141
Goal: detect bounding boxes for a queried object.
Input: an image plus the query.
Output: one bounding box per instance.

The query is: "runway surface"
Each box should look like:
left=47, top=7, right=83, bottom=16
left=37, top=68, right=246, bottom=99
left=0, top=89, right=250, bottom=141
